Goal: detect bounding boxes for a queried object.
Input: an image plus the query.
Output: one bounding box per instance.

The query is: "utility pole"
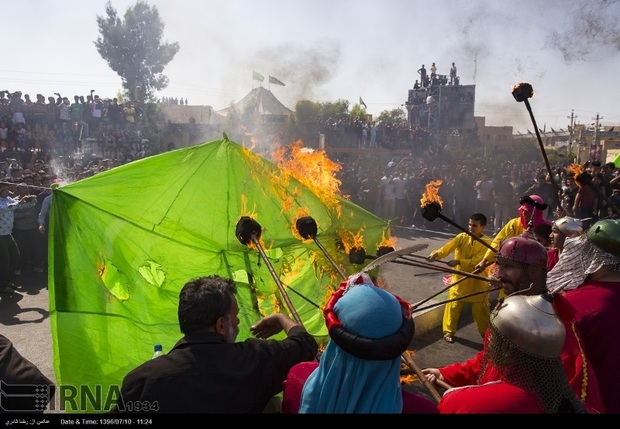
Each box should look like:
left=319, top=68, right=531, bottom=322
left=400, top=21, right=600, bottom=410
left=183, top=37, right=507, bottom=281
left=593, top=113, right=603, bottom=162
left=577, top=128, right=583, bottom=164
left=567, top=109, right=577, bottom=160
left=473, top=53, right=477, bottom=84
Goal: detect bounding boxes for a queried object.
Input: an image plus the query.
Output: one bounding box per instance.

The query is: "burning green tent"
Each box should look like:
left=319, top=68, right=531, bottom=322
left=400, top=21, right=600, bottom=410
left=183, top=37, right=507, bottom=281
left=49, top=137, right=389, bottom=412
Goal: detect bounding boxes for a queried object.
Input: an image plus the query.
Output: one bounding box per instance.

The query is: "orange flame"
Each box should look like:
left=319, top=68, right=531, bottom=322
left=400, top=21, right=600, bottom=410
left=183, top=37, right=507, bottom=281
left=240, top=194, right=257, bottom=219
left=339, top=228, right=365, bottom=254
left=399, top=350, right=420, bottom=385
left=400, top=373, right=418, bottom=385
left=420, top=179, right=443, bottom=208
left=248, top=136, right=257, bottom=151
left=566, top=163, right=583, bottom=177
left=238, top=195, right=270, bottom=251
left=291, top=207, right=312, bottom=242
left=272, top=140, right=344, bottom=216
left=378, top=229, right=397, bottom=249
left=237, top=125, right=257, bottom=151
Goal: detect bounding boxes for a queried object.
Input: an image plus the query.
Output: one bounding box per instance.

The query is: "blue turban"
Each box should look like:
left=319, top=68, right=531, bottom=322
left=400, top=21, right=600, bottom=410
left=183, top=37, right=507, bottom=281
left=300, top=282, right=405, bottom=413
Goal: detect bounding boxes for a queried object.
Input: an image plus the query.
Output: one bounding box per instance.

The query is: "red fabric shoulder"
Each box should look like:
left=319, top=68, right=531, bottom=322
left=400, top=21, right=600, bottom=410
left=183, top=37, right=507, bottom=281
left=281, top=361, right=319, bottom=414
left=402, top=389, right=439, bottom=414
left=438, top=382, right=543, bottom=413
left=552, top=293, right=577, bottom=321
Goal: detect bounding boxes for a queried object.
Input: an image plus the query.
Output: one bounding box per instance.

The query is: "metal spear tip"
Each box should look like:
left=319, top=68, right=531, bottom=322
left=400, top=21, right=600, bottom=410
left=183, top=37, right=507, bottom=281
left=349, top=247, right=367, bottom=265
left=512, top=83, right=534, bottom=102
left=421, top=201, right=442, bottom=222
left=235, top=216, right=262, bottom=245
left=295, top=216, right=318, bottom=239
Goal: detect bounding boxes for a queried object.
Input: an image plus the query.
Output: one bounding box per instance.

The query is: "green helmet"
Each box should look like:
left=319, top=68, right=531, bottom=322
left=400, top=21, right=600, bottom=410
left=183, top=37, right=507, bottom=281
left=586, top=219, right=620, bottom=257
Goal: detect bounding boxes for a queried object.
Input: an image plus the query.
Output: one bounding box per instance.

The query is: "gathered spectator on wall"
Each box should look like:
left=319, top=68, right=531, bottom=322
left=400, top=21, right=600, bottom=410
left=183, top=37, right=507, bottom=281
left=474, top=171, right=494, bottom=222
left=70, top=95, right=89, bottom=139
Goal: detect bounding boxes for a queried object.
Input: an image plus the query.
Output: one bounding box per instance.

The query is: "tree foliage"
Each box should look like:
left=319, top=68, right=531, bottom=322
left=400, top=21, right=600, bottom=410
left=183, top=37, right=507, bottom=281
left=350, top=103, right=367, bottom=120
left=319, top=100, right=350, bottom=121
left=376, top=108, right=407, bottom=128
left=95, top=1, right=179, bottom=102
left=294, top=100, right=321, bottom=125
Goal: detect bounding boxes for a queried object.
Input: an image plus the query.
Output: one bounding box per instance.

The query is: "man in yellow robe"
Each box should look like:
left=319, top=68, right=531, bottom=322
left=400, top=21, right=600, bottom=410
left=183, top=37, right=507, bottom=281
left=427, top=213, right=493, bottom=343
left=475, top=194, right=553, bottom=299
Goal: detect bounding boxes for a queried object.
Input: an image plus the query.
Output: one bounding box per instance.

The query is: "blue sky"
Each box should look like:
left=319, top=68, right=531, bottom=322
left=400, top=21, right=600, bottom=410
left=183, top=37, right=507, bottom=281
left=3, top=0, right=619, bottom=133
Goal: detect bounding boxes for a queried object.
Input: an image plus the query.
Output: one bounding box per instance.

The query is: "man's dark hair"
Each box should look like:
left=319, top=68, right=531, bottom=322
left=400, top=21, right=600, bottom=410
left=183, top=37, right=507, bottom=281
left=178, top=275, right=237, bottom=335
left=534, top=223, right=552, bottom=241
left=470, top=213, right=487, bottom=226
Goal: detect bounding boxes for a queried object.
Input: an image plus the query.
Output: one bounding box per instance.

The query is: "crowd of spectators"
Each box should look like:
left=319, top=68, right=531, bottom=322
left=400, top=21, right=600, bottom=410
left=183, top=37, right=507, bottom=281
left=337, top=153, right=620, bottom=235
left=161, top=96, right=188, bottom=105
left=319, top=117, right=433, bottom=151
left=0, top=90, right=160, bottom=285
left=0, top=89, right=148, bottom=173
left=2, top=88, right=618, bottom=240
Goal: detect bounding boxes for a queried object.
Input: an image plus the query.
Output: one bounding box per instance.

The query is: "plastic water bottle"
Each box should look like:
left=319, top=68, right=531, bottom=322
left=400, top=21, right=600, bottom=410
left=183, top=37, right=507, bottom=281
left=151, top=344, right=164, bottom=359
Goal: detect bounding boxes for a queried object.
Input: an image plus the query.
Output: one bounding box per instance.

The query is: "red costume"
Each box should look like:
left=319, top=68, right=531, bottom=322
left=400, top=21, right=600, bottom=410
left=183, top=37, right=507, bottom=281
left=282, top=361, right=439, bottom=414
left=282, top=275, right=438, bottom=414
left=439, top=381, right=544, bottom=413
left=561, top=280, right=620, bottom=413
left=547, top=247, right=559, bottom=271
left=439, top=295, right=605, bottom=413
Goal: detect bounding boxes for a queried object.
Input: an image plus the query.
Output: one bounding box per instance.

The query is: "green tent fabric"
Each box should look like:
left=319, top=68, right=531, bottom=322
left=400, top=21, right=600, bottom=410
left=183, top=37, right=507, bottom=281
left=614, top=152, right=620, bottom=168
left=49, top=137, right=389, bottom=412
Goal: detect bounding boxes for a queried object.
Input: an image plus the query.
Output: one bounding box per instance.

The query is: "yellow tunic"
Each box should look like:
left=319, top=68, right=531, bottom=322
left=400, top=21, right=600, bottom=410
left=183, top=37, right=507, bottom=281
left=430, top=232, right=493, bottom=302
left=481, top=217, right=525, bottom=264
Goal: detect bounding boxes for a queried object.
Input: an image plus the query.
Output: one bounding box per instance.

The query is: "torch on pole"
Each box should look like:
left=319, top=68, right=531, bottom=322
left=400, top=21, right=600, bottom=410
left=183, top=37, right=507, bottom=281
left=295, top=216, right=397, bottom=276
left=295, top=216, right=347, bottom=280
left=236, top=216, right=304, bottom=326
left=421, top=202, right=497, bottom=254
left=512, top=83, right=563, bottom=211
left=294, top=216, right=442, bottom=404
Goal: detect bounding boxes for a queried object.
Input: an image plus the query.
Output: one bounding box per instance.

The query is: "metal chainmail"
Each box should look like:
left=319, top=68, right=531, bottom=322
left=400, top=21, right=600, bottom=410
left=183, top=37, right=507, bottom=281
left=479, top=324, right=588, bottom=413
left=547, top=235, right=620, bottom=293
left=494, top=251, right=594, bottom=407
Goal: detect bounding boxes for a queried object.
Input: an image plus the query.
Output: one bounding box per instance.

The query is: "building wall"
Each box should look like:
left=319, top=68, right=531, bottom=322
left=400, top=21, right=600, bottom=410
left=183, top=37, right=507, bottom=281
left=602, top=139, right=620, bottom=164
left=406, top=84, right=476, bottom=133
left=480, top=125, right=513, bottom=150
left=158, top=104, right=228, bottom=148
left=161, top=105, right=215, bottom=124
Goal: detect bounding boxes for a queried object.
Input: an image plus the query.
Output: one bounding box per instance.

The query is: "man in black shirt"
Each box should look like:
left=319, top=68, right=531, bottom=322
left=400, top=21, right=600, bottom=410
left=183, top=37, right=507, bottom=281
left=0, top=334, right=55, bottom=413
left=112, top=275, right=318, bottom=413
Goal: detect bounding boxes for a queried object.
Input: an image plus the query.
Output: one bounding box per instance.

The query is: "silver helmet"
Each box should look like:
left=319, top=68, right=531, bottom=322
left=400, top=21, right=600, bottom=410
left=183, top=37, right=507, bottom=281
left=490, top=294, right=565, bottom=359
left=484, top=294, right=588, bottom=414
left=552, top=216, right=582, bottom=238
